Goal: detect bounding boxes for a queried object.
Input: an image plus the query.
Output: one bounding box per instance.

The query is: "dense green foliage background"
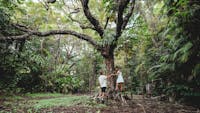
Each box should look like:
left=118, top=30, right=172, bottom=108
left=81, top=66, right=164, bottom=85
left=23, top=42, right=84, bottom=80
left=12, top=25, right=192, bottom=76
left=0, top=0, right=199, bottom=105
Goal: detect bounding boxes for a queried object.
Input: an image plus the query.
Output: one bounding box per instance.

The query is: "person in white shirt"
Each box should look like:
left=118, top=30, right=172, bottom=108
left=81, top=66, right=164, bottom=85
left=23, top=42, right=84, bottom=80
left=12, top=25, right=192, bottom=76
left=98, top=70, right=107, bottom=98
left=115, top=66, right=124, bottom=92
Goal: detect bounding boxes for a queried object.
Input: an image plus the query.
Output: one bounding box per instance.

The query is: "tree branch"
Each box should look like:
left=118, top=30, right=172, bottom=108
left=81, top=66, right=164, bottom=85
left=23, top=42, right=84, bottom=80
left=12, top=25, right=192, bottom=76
left=115, top=0, right=130, bottom=38
left=104, top=17, right=110, bottom=29
left=81, top=0, right=104, bottom=37
left=12, top=23, right=34, bottom=33
left=122, top=0, right=135, bottom=30
left=7, top=28, right=101, bottom=50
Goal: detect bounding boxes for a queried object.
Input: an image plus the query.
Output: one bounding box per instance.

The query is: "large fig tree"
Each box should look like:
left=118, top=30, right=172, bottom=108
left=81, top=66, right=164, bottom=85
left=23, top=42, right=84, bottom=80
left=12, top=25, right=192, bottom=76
left=7, top=0, right=135, bottom=90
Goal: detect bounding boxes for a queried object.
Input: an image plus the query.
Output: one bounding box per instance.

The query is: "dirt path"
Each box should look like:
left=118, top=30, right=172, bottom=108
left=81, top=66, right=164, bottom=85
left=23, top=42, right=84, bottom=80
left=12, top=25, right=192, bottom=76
left=41, top=103, right=199, bottom=113
left=41, top=95, right=199, bottom=113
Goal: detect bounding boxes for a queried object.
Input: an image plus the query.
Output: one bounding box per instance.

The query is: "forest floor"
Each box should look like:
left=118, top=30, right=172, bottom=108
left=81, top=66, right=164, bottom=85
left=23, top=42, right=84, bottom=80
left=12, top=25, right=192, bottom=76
left=0, top=93, right=199, bottom=113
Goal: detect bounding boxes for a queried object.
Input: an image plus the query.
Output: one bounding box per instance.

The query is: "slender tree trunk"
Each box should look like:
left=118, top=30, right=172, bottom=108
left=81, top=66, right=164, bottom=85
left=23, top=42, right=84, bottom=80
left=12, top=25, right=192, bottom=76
left=89, top=58, right=97, bottom=92
left=55, top=37, right=60, bottom=68
left=40, top=39, right=44, bottom=54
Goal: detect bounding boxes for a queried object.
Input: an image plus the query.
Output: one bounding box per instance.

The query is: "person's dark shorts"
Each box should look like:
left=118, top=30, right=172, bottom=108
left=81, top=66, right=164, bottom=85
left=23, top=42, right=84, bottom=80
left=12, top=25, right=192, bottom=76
left=101, top=87, right=106, bottom=92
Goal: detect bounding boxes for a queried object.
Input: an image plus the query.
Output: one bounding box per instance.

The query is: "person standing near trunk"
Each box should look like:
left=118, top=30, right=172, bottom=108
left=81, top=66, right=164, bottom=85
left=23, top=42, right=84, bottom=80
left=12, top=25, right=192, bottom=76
left=114, top=66, right=124, bottom=92
left=98, top=70, right=107, bottom=99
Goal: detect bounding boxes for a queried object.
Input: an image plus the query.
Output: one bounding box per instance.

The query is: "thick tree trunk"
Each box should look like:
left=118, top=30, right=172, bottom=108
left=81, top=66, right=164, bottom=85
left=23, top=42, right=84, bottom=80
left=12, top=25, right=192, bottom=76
left=105, top=55, right=115, bottom=90
left=101, top=45, right=116, bottom=91
left=103, top=52, right=130, bottom=102
left=105, top=55, right=114, bottom=74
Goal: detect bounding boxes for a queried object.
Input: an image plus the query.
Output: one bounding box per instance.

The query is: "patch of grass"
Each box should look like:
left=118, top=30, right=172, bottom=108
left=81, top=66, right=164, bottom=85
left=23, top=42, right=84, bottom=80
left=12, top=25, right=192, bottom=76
left=0, top=95, right=24, bottom=101
left=25, top=93, right=64, bottom=98
left=1, top=93, right=105, bottom=112
left=30, top=95, right=89, bottom=109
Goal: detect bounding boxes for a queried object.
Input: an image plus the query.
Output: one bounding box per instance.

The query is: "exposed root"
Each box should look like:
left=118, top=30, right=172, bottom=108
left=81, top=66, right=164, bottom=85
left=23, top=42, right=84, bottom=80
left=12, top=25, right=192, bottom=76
left=137, top=103, right=146, bottom=113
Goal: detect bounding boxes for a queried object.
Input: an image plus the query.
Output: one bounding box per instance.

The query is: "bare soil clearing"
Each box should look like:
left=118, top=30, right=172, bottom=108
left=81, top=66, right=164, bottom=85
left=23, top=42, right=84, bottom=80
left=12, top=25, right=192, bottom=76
left=0, top=94, right=199, bottom=113
left=41, top=98, right=199, bottom=113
